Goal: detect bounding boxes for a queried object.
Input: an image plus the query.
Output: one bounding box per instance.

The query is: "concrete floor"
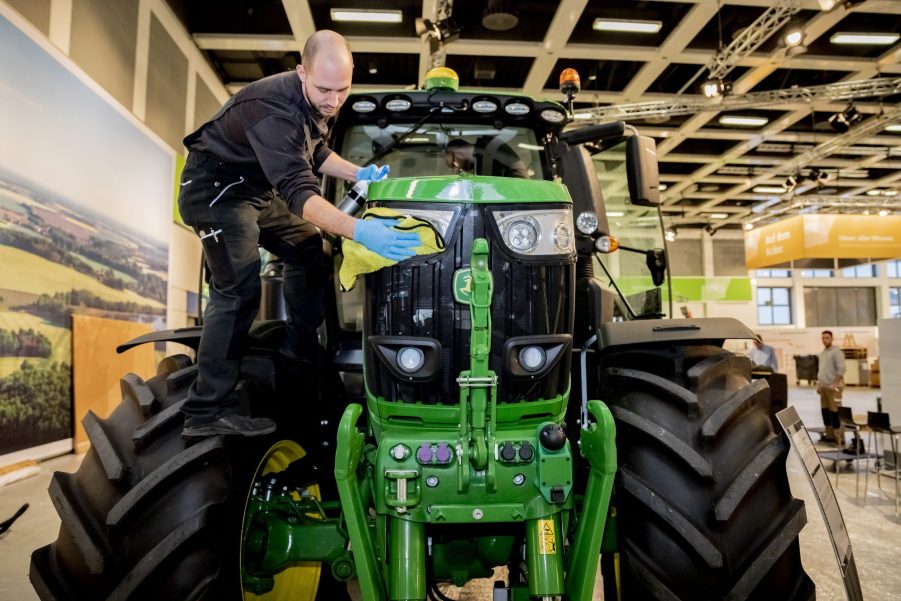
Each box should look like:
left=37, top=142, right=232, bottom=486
left=0, top=386, right=898, bottom=600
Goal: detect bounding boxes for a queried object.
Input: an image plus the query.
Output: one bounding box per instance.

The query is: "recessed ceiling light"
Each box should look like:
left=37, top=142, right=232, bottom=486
left=879, top=209, right=890, bottom=217
left=744, top=222, right=754, bottom=231
left=607, top=211, right=625, bottom=217
left=330, top=8, right=403, bottom=23
left=719, top=115, right=769, bottom=127
left=659, top=183, right=668, bottom=191
left=707, top=213, right=729, bottom=219
left=593, top=19, right=662, bottom=34
left=753, top=185, right=787, bottom=194
left=830, top=32, right=900, bottom=45
left=885, top=124, right=901, bottom=133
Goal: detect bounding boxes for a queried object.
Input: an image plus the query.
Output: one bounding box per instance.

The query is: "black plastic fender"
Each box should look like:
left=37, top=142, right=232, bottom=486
left=596, top=317, right=756, bottom=352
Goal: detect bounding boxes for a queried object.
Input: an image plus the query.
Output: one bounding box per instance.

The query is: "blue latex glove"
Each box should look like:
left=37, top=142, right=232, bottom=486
left=354, top=218, right=419, bottom=262
left=356, top=164, right=390, bottom=182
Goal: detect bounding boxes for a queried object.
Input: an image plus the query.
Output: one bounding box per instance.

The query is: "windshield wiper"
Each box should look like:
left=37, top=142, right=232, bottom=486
left=366, top=107, right=441, bottom=166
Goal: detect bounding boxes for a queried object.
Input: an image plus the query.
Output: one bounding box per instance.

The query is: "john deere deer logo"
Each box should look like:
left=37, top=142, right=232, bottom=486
left=453, top=268, right=472, bottom=304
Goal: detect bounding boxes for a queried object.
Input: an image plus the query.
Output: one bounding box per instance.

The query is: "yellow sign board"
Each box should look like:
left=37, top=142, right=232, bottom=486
left=537, top=518, right=557, bottom=555
left=745, top=214, right=901, bottom=269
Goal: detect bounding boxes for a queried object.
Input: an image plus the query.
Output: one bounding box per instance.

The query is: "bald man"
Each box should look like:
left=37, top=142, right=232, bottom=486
left=178, top=30, right=417, bottom=438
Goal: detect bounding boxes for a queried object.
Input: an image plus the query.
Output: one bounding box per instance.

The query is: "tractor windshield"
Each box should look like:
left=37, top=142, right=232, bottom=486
left=336, top=123, right=546, bottom=195
left=591, top=141, right=670, bottom=319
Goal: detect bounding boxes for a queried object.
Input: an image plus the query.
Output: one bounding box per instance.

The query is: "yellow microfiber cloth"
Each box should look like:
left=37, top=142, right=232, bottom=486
left=339, top=207, right=446, bottom=291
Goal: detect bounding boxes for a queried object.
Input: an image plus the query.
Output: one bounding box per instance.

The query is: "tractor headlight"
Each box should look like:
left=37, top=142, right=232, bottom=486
left=518, top=346, right=546, bottom=372
left=395, top=208, right=458, bottom=240
left=506, top=218, right=539, bottom=252
left=397, top=347, right=425, bottom=373
left=576, top=211, right=599, bottom=235
left=493, top=208, right=575, bottom=256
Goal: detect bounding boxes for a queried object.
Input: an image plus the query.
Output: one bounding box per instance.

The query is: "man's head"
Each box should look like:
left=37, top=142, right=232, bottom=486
left=296, top=30, right=353, bottom=118
left=445, top=139, right=475, bottom=173
left=821, top=330, right=833, bottom=348
left=753, top=334, right=763, bottom=349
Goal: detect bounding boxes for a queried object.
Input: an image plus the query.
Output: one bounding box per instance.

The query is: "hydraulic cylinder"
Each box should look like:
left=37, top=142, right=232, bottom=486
left=525, top=514, right=565, bottom=598
left=388, top=517, right=425, bottom=601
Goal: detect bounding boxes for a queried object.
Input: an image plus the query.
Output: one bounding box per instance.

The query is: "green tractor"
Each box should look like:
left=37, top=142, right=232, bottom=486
left=31, top=68, right=814, bottom=601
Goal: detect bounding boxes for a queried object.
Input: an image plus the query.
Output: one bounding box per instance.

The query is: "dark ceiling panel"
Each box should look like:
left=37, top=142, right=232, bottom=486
left=446, top=55, right=534, bottom=88
left=543, top=59, right=645, bottom=92
left=452, top=0, right=558, bottom=42
left=567, top=0, right=694, bottom=46
left=166, top=0, right=291, bottom=35
left=352, top=52, right=419, bottom=86
left=671, top=138, right=739, bottom=156
left=205, top=49, right=300, bottom=83
left=645, top=63, right=750, bottom=94
left=686, top=4, right=766, bottom=50
left=751, top=68, right=852, bottom=93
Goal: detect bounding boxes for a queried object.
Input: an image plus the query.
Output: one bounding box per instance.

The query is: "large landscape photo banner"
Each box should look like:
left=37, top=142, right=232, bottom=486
left=0, top=13, right=174, bottom=458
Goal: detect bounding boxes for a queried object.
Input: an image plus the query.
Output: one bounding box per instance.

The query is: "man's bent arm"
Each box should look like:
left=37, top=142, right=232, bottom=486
left=301, top=195, right=357, bottom=239
left=319, top=153, right=361, bottom=182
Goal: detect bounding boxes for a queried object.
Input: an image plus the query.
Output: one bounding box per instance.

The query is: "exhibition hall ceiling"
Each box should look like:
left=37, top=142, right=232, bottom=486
left=165, top=0, right=901, bottom=231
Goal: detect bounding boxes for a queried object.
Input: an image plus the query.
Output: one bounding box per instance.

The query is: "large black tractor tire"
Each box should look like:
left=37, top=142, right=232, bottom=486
left=30, top=349, right=348, bottom=601
left=601, top=344, right=814, bottom=601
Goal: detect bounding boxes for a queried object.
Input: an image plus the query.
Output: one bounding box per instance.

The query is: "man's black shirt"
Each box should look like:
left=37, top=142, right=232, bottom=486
left=183, top=71, right=333, bottom=215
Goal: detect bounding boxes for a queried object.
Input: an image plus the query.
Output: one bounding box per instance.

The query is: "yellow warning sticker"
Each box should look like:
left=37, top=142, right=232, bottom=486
left=538, top=518, right=557, bottom=555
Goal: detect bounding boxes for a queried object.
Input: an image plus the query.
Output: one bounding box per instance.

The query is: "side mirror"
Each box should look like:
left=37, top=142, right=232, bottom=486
left=646, top=248, right=666, bottom=287
left=626, top=135, right=661, bottom=207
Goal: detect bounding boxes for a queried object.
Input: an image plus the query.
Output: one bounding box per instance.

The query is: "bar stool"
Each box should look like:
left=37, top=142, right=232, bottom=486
left=836, top=406, right=869, bottom=499
left=864, top=411, right=901, bottom=515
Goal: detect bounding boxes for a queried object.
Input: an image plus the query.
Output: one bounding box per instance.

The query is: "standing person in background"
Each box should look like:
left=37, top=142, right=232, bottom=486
left=177, top=30, right=419, bottom=439
left=817, top=330, right=846, bottom=445
left=748, top=334, right=778, bottom=372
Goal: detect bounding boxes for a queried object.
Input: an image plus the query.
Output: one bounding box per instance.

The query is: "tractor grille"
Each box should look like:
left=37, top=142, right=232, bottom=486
left=364, top=204, right=575, bottom=405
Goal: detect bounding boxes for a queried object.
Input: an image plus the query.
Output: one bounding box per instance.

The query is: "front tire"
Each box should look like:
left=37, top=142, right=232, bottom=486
left=601, top=344, right=814, bottom=601
left=29, top=353, right=330, bottom=600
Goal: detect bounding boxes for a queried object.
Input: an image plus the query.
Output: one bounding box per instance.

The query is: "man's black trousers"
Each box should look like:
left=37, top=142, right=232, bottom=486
left=177, top=151, right=326, bottom=423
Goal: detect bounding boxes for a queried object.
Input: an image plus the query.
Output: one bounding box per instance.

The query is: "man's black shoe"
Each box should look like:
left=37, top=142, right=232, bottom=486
left=182, top=414, right=276, bottom=438
left=818, top=434, right=838, bottom=443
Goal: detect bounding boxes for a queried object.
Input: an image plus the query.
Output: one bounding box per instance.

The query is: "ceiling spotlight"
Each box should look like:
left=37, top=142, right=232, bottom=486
left=784, top=174, right=798, bottom=190
left=705, top=224, right=717, bottom=237
left=665, top=227, right=677, bottom=242
left=828, top=105, right=863, bottom=133
left=744, top=222, right=754, bottom=231
left=783, top=19, right=805, bottom=48
left=415, top=17, right=461, bottom=44
left=368, top=62, right=378, bottom=75
left=879, top=209, right=890, bottom=217
left=701, top=78, right=726, bottom=98
left=482, top=0, right=518, bottom=31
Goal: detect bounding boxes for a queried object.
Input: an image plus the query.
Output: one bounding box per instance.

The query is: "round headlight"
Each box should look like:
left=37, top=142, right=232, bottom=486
left=519, top=346, right=546, bottom=372
left=505, top=219, right=539, bottom=253
left=540, top=109, right=566, bottom=123
left=554, top=223, right=573, bottom=251
left=352, top=100, right=377, bottom=113
left=397, top=347, right=425, bottom=373
left=576, top=211, right=599, bottom=235
left=385, top=98, right=412, bottom=112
